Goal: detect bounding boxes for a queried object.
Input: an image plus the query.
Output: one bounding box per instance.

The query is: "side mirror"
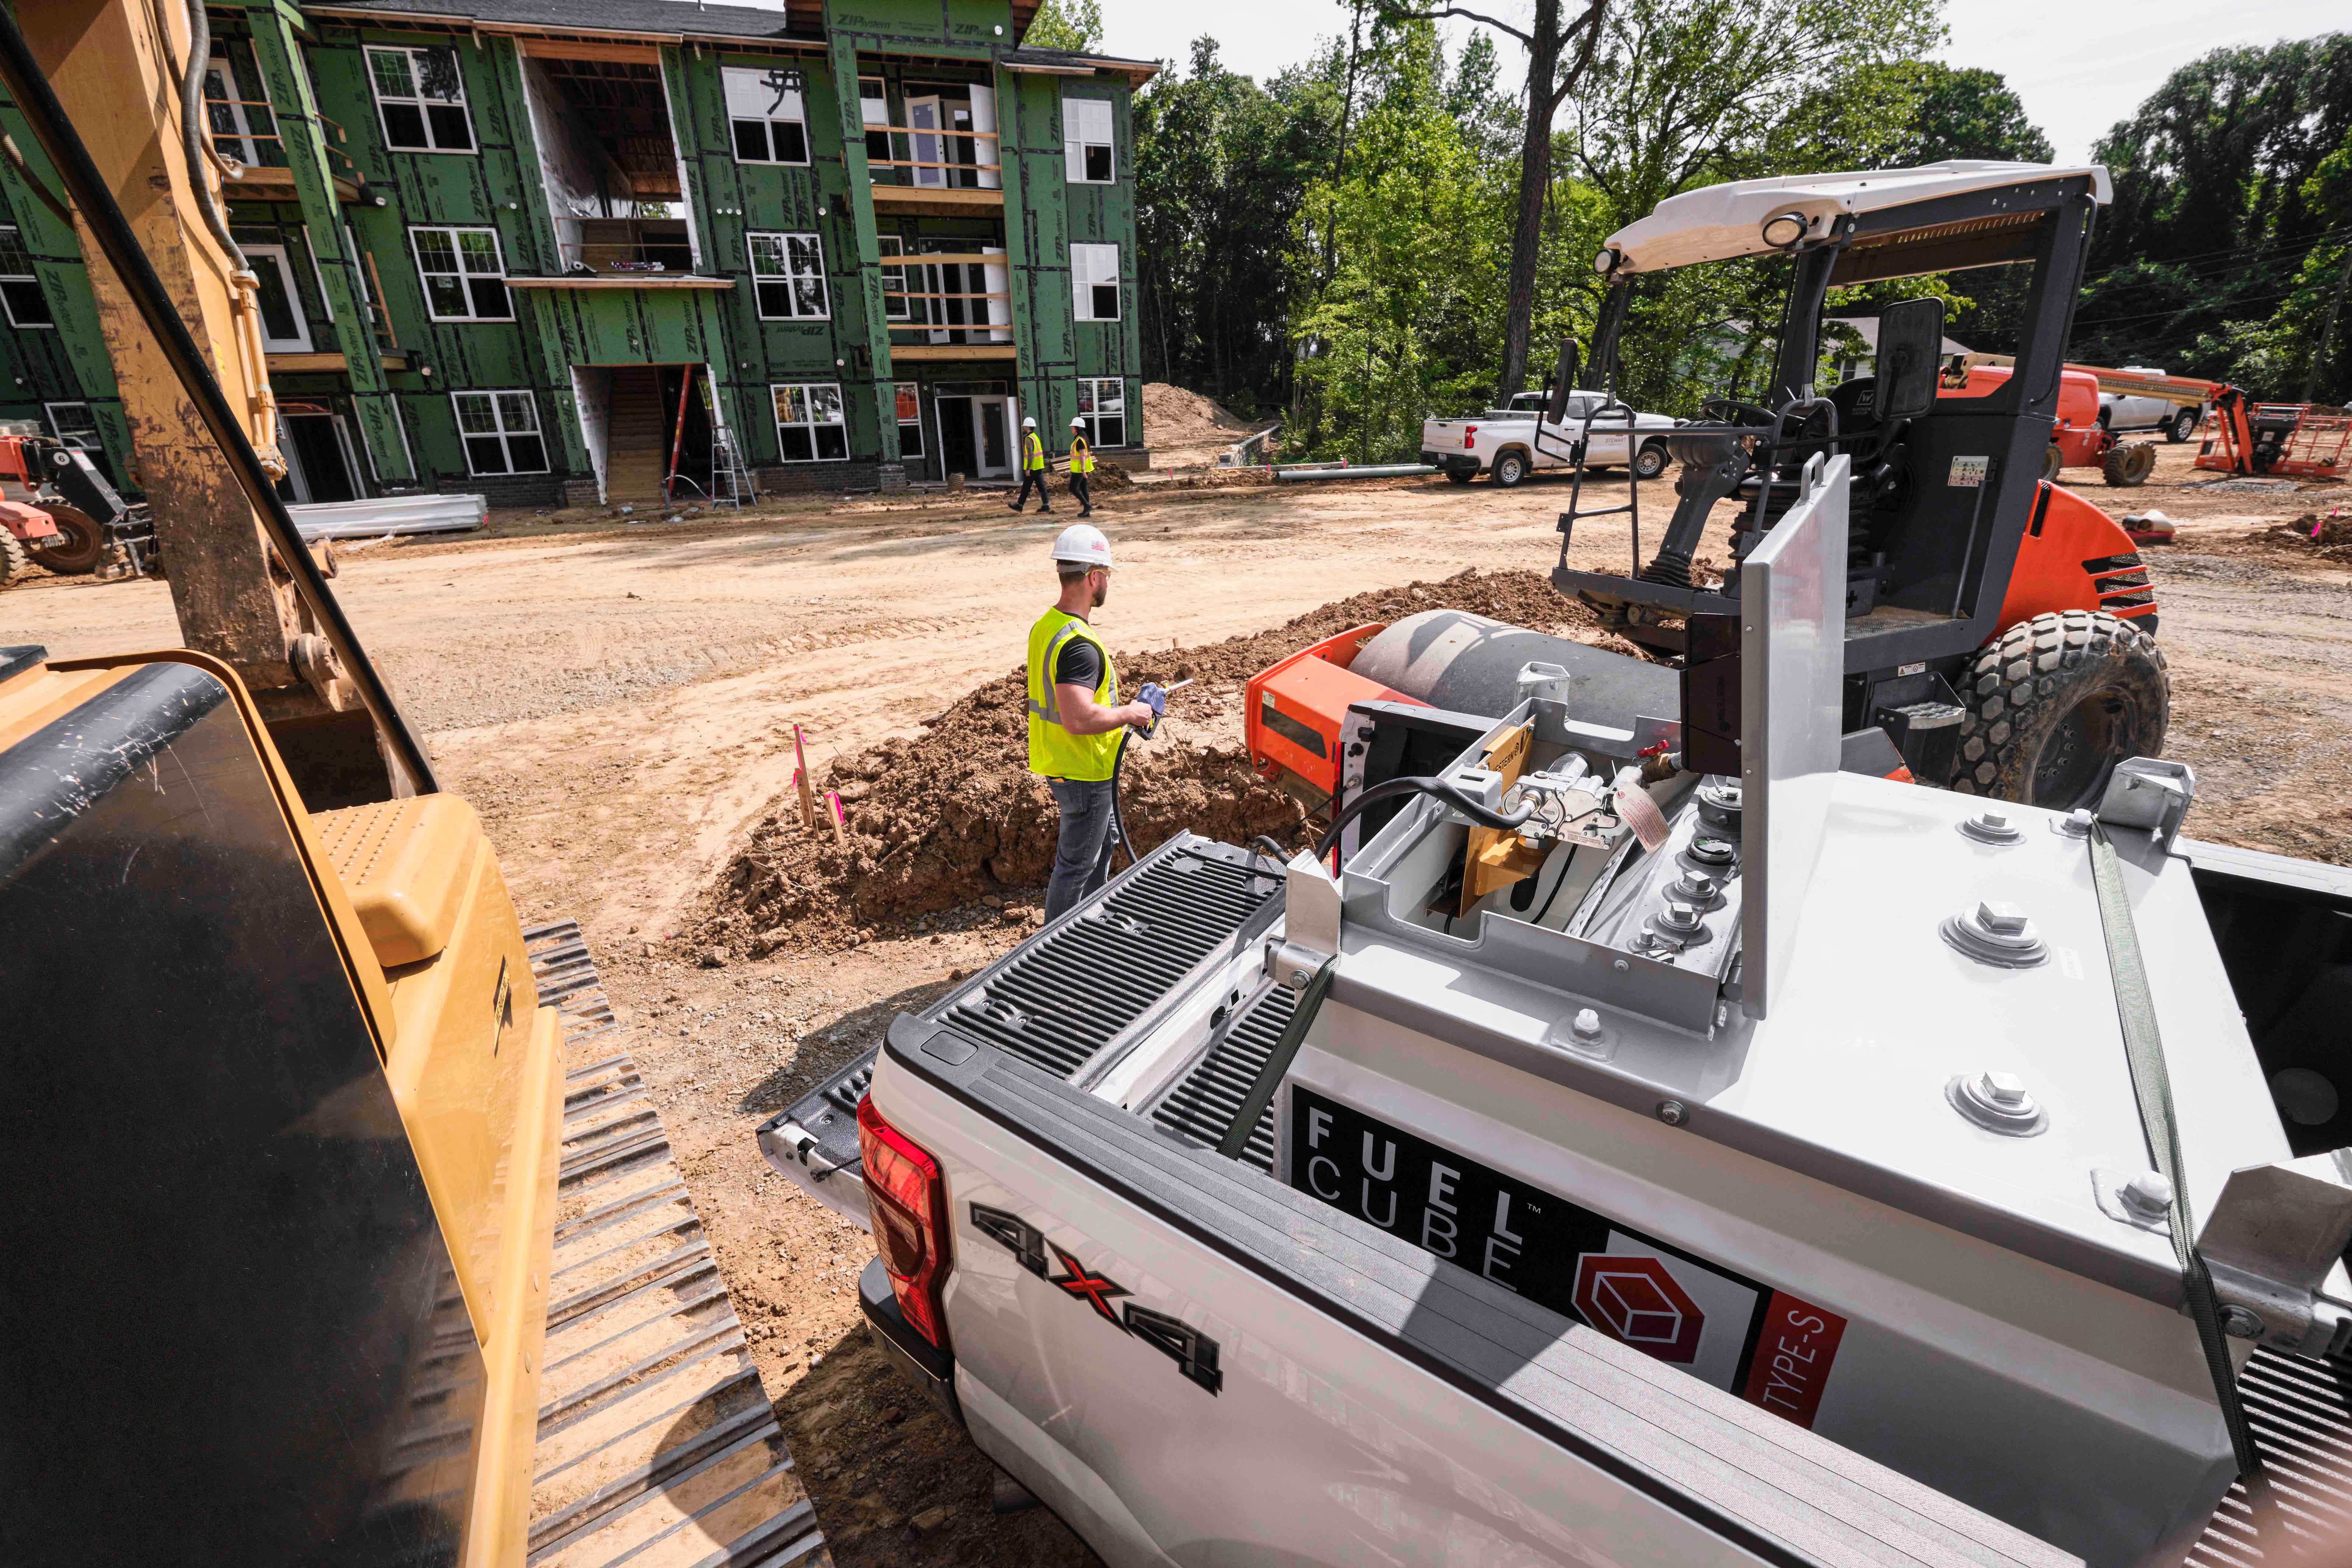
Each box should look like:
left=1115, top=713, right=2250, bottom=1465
left=1545, top=339, right=1581, bottom=423
left=1876, top=297, right=1944, bottom=421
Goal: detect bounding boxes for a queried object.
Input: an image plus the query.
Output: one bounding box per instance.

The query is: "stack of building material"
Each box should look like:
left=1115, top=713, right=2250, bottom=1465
left=287, top=493, right=487, bottom=540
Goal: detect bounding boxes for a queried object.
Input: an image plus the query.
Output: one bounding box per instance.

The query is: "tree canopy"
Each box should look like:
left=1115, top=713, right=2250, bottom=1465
left=1131, top=9, right=2351, bottom=463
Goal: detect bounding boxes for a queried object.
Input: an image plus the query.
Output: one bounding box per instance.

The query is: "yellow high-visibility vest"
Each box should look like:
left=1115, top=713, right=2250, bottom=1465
left=1026, top=608, right=1120, bottom=781
left=1023, top=431, right=1046, bottom=471
left=1069, top=435, right=1094, bottom=474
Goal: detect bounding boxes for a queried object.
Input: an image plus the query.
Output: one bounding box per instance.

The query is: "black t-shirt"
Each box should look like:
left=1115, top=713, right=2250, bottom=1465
left=1053, top=634, right=1102, bottom=692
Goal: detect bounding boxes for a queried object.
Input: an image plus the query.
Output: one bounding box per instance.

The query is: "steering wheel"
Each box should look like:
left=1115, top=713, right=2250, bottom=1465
left=1696, top=398, right=1779, bottom=427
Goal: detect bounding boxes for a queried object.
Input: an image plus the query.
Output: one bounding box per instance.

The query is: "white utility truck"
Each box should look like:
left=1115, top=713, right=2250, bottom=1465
left=761, top=167, right=2352, bottom=1568
left=1420, top=390, right=1677, bottom=486
left=2099, top=368, right=2208, bottom=442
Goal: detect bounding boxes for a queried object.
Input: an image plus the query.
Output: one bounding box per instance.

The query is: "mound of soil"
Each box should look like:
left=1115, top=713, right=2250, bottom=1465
left=713, top=568, right=1635, bottom=951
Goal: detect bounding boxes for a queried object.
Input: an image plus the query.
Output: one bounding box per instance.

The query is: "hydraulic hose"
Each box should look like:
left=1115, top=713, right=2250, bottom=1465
left=179, top=0, right=244, bottom=267
left=1315, top=775, right=1535, bottom=863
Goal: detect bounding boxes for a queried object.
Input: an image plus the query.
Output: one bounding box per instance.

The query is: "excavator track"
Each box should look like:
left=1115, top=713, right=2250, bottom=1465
left=524, top=921, right=832, bottom=1568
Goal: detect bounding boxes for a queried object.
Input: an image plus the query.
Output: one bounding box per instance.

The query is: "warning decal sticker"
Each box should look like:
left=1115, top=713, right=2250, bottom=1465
left=1287, top=1086, right=1849, bottom=1427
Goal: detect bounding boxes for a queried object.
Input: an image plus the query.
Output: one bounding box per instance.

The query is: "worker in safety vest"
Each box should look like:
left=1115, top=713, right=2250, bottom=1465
left=1028, top=523, right=1164, bottom=920
left=1066, top=416, right=1096, bottom=518
left=1010, top=415, right=1053, bottom=514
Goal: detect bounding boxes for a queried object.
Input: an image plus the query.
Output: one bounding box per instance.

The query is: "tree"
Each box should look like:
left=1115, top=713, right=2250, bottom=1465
left=1023, top=0, right=1104, bottom=53
left=1895, top=64, right=2053, bottom=165
left=1378, top=0, right=1608, bottom=399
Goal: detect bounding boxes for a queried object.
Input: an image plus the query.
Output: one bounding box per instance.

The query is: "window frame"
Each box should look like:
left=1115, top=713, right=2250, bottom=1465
left=877, top=235, right=911, bottom=321
left=893, top=380, right=923, bottom=458
left=409, top=225, right=513, bottom=323
left=0, top=222, right=52, bottom=329
left=1063, top=96, right=1115, bottom=184
left=747, top=231, right=830, bottom=322
left=1071, top=243, right=1121, bottom=323
left=364, top=45, right=477, bottom=155
left=449, top=389, right=548, bottom=476
left=770, top=381, right=849, bottom=464
left=241, top=242, right=313, bottom=353
left=1076, top=377, right=1128, bottom=449
left=724, top=66, right=811, bottom=167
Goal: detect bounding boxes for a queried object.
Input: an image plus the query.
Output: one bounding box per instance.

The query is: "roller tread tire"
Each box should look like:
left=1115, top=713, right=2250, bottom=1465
left=1951, top=610, right=2168, bottom=810
left=26, top=503, right=103, bottom=574
left=2102, top=442, right=2156, bottom=486
left=0, top=529, right=28, bottom=589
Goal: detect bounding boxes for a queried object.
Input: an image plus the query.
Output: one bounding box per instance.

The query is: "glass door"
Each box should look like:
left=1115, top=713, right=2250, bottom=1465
left=906, top=96, right=944, bottom=189
left=973, top=396, right=1009, bottom=477
left=243, top=244, right=312, bottom=352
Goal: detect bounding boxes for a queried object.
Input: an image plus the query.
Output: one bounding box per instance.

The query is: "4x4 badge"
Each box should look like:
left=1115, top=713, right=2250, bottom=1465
left=971, top=1203, right=1222, bottom=1395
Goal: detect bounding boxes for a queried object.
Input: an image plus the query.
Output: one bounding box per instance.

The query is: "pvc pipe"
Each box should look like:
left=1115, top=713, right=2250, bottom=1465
left=1269, top=464, right=1436, bottom=482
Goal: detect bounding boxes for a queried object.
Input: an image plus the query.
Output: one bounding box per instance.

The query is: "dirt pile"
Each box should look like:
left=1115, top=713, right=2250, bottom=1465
left=1143, top=383, right=1264, bottom=464
left=2266, top=506, right=2352, bottom=563
left=713, top=568, right=1629, bottom=949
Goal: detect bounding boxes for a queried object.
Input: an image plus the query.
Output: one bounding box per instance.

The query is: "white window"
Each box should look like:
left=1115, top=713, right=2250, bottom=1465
left=894, top=382, right=924, bottom=457
left=1077, top=378, right=1126, bottom=447
left=0, top=224, right=51, bottom=328
left=44, top=402, right=100, bottom=451
left=1063, top=97, right=1114, bottom=183
left=748, top=232, right=828, bottom=320
left=451, top=391, right=547, bottom=474
left=242, top=243, right=312, bottom=352
left=1071, top=243, right=1120, bottom=321
left=877, top=235, right=910, bottom=321
left=366, top=46, right=474, bottom=153
left=410, top=227, right=511, bottom=321
left=861, top=77, right=891, bottom=164
left=772, top=382, right=847, bottom=462
left=725, top=67, right=809, bottom=165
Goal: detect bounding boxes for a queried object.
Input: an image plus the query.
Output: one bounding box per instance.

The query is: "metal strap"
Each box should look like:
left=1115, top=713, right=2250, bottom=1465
left=1216, top=956, right=1336, bottom=1160
left=2086, top=823, right=2268, bottom=1487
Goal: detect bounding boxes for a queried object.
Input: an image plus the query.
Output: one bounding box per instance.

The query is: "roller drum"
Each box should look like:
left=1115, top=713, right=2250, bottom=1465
left=1349, top=609, right=1677, bottom=730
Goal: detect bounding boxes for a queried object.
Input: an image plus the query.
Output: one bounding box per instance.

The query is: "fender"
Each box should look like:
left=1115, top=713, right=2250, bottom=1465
left=1993, top=480, right=2158, bottom=632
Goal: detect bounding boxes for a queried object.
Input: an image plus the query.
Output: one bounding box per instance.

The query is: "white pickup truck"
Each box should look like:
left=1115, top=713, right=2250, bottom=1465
left=757, top=458, right=2350, bottom=1568
left=1420, top=390, right=1677, bottom=487
left=2098, top=367, right=2207, bottom=442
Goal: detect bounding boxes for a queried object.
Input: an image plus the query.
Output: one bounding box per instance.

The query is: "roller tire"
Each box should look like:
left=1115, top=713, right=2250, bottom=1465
left=1444, top=467, right=1475, bottom=485
left=2166, top=408, right=2198, bottom=443
left=2102, top=442, right=2156, bottom=486
left=1491, top=451, right=1529, bottom=488
left=1950, top=610, right=2169, bottom=810
left=27, top=503, right=103, bottom=574
left=2040, top=443, right=2064, bottom=482
left=1634, top=440, right=1670, bottom=481
left=0, top=530, right=28, bottom=589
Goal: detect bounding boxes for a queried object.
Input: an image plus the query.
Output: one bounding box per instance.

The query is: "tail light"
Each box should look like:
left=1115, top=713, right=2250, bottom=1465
left=1463, top=424, right=1477, bottom=450
left=858, top=1095, right=953, bottom=1349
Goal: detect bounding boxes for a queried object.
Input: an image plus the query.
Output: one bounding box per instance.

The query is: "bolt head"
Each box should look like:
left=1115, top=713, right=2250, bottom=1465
left=1980, top=1070, right=2029, bottom=1107
left=1975, top=900, right=2029, bottom=935
left=2221, top=1305, right=2264, bottom=1340
left=1572, top=1007, right=1603, bottom=1040
left=2121, top=1171, right=2174, bottom=1216
left=1656, top=1099, right=1688, bottom=1126
left=1662, top=900, right=1700, bottom=930
left=1977, top=810, right=2010, bottom=830
left=1687, top=874, right=1718, bottom=897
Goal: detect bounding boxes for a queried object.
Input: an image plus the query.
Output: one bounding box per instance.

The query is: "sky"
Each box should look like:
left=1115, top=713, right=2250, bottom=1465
left=1104, top=0, right=2347, bottom=165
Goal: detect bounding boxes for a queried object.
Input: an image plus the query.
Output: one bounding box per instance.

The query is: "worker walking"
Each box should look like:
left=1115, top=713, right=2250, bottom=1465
left=1067, top=416, right=1095, bottom=518
left=1029, top=524, right=1162, bottom=921
left=1010, top=415, right=1052, bottom=514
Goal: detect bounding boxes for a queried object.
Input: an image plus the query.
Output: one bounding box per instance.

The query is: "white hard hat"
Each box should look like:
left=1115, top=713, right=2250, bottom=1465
left=1052, top=522, right=1113, bottom=570
left=1071, top=416, right=1085, bottom=428
left=1022, top=415, right=1037, bottom=428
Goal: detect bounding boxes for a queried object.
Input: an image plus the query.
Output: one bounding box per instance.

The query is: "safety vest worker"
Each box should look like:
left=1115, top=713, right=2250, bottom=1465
left=1028, top=523, right=1154, bottom=919
left=1066, top=417, right=1097, bottom=519
left=1011, top=414, right=1054, bottom=514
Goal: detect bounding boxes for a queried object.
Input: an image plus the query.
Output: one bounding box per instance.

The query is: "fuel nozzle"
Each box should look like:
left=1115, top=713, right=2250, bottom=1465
left=1637, top=748, right=1684, bottom=785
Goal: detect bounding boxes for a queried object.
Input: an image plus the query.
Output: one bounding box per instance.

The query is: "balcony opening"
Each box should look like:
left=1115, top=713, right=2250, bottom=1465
left=867, top=79, right=1000, bottom=191
left=520, top=52, right=698, bottom=276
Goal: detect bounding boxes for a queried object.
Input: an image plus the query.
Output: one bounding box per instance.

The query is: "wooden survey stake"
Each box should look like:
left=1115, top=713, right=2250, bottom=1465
left=793, top=725, right=817, bottom=830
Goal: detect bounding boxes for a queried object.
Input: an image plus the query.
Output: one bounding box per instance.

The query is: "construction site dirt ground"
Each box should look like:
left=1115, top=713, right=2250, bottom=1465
left=7, top=439, right=2347, bottom=1564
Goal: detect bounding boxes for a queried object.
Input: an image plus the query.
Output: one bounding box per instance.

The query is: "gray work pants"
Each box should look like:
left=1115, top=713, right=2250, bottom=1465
left=1045, top=776, right=1118, bottom=922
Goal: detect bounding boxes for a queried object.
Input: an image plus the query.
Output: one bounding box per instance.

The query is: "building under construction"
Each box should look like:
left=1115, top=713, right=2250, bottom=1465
left=0, top=0, right=1154, bottom=506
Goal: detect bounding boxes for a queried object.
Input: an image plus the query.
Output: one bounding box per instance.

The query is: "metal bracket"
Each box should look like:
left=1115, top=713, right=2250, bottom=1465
left=2096, top=757, right=2195, bottom=853
left=2198, top=1156, right=2352, bottom=1357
